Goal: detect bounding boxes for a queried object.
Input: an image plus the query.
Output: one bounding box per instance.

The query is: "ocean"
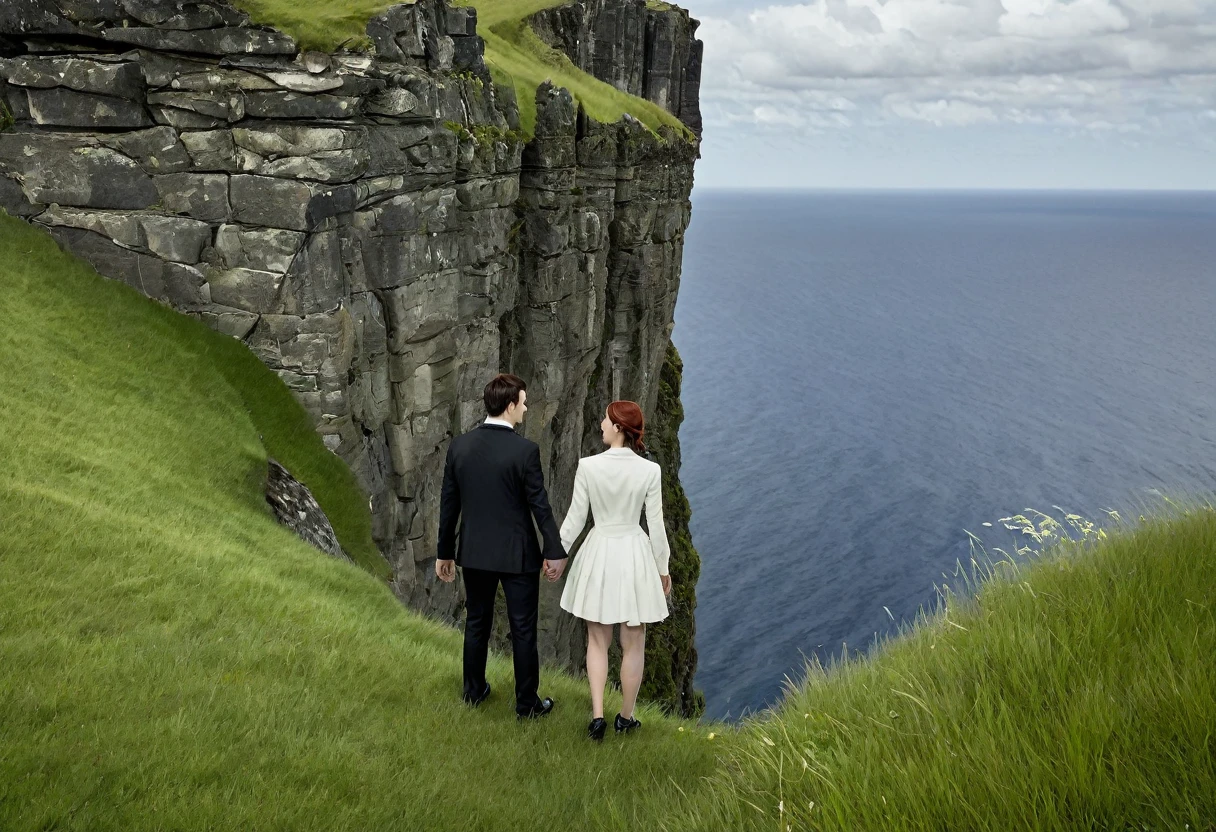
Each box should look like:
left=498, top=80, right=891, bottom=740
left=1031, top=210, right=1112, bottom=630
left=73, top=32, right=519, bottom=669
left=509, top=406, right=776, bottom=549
left=674, top=190, right=1216, bottom=720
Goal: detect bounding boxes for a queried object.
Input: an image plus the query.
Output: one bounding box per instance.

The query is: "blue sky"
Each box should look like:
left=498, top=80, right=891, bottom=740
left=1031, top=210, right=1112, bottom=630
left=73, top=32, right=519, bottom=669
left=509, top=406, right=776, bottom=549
left=685, top=0, right=1216, bottom=190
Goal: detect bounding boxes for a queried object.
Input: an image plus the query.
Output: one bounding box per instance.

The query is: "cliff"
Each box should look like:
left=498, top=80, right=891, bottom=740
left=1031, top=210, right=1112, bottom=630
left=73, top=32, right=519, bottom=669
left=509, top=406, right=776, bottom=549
left=528, top=0, right=703, bottom=138
left=0, top=0, right=701, bottom=713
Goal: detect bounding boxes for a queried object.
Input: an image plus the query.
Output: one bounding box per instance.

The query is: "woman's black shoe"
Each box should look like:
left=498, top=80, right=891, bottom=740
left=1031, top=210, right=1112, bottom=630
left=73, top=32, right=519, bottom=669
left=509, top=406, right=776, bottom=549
left=587, top=717, right=608, bottom=741
left=614, top=713, right=642, bottom=734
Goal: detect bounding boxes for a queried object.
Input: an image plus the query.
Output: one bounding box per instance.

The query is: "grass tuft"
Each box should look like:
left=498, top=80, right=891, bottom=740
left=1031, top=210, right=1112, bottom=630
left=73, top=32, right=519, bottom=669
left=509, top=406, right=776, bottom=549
left=231, top=0, right=398, bottom=52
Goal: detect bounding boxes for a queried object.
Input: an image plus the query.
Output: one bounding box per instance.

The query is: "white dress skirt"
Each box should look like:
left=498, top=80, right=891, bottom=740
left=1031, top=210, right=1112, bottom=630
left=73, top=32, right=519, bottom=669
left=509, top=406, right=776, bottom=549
left=558, top=448, right=671, bottom=626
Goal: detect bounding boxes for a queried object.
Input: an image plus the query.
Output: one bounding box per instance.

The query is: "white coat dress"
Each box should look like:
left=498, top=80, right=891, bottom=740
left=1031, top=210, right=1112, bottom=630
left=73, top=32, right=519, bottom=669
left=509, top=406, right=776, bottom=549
left=558, top=447, right=670, bottom=626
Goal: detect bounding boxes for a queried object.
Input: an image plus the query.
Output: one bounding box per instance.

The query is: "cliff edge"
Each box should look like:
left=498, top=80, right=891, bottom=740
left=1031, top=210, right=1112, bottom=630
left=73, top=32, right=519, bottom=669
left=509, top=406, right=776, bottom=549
left=0, top=0, right=702, bottom=713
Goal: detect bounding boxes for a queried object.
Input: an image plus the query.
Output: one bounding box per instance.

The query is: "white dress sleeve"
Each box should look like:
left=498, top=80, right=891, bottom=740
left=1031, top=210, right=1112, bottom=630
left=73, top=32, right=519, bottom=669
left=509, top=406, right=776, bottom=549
left=645, top=465, right=671, bottom=575
left=560, top=459, right=591, bottom=554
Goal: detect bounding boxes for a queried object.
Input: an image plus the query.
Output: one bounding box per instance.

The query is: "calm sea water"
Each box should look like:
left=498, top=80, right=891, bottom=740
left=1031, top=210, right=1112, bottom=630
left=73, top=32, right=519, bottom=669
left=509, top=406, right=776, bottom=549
left=674, top=190, right=1216, bottom=720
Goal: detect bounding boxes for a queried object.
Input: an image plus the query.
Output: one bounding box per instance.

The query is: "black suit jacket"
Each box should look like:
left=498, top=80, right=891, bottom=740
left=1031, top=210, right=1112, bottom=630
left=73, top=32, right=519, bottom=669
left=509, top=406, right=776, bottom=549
left=437, top=423, right=566, bottom=574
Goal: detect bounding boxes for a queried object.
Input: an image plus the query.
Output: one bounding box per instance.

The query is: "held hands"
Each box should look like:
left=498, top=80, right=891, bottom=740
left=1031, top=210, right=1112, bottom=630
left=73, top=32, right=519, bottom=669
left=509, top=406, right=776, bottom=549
left=661, top=574, right=672, bottom=596
left=435, top=559, right=456, bottom=583
left=543, top=559, right=566, bottom=583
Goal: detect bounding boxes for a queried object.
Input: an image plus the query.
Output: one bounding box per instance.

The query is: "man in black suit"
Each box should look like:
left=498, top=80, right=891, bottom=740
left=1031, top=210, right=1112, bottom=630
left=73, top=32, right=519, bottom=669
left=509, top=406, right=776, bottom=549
left=436, top=373, right=568, bottom=718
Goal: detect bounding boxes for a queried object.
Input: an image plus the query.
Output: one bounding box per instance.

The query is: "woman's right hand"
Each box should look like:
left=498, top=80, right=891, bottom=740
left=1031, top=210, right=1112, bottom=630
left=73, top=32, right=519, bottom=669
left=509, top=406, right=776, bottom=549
left=661, top=574, right=672, bottom=596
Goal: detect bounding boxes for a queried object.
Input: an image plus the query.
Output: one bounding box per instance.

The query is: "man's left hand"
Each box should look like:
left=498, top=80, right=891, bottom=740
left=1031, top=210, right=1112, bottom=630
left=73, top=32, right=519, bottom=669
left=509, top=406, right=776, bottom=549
left=436, top=559, right=456, bottom=583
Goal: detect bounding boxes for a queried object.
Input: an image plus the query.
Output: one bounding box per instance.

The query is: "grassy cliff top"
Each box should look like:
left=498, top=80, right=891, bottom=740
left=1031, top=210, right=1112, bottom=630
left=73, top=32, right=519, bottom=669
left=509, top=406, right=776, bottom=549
left=683, top=504, right=1216, bottom=829
left=2, top=211, right=1213, bottom=828
left=229, top=0, right=691, bottom=137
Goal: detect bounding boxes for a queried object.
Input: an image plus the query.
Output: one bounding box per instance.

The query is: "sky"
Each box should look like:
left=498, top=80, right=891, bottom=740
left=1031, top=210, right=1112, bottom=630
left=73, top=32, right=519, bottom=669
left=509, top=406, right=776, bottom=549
left=684, top=0, right=1216, bottom=189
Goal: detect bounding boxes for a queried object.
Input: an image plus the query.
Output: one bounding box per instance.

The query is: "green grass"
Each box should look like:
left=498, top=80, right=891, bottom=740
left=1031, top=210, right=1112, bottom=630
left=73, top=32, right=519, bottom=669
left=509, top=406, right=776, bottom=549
left=0, top=219, right=384, bottom=579
left=465, top=0, right=690, bottom=137
left=673, top=508, right=1216, bottom=831
left=200, top=322, right=389, bottom=580
left=0, top=213, right=720, bottom=830
left=229, top=0, right=691, bottom=138
left=4, top=211, right=1214, bottom=830
left=230, top=0, right=391, bottom=50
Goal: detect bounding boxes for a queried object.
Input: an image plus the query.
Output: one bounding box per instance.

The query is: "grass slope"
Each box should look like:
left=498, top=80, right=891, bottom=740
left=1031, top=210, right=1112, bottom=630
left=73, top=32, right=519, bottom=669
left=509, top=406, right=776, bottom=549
left=675, top=509, right=1216, bottom=831
left=230, top=0, right=690, bottom=137
left=0, top=223, right=384, bottom=579
left=3, top=212, right=1213, bottom=830
left=202, top=323, right=389, bottom=580
left=0, top=214, right=719, bottom=830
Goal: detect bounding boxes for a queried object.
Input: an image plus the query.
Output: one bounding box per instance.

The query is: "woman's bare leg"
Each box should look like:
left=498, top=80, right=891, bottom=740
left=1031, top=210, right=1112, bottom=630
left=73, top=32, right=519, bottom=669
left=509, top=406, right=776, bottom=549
left=585, top=621, right=613, bottom=719
left=618, top=624, right=646, bottom=720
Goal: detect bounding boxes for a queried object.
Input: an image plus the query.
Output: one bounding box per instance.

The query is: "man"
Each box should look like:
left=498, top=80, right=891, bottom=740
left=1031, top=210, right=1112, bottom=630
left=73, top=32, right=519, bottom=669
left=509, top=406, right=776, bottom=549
left=436, top=373, right=568, bottom=719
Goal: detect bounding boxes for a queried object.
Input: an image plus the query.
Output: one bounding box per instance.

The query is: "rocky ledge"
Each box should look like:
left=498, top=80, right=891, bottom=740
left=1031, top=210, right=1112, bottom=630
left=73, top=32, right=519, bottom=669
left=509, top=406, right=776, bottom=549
left=0, top=0, right=703, bottom=714
left=266, top=459, right=351, bottom=563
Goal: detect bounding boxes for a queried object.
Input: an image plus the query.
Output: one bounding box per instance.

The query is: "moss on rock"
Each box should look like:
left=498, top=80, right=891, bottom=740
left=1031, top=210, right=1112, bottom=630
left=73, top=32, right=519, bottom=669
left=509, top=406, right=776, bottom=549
left=639, top=342, right=704, bottom=717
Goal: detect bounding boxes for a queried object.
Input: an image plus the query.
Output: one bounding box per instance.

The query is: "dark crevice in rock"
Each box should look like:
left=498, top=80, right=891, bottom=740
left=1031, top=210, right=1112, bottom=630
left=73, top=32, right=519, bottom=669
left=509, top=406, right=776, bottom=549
left=240, top=313, right=262, bottom=343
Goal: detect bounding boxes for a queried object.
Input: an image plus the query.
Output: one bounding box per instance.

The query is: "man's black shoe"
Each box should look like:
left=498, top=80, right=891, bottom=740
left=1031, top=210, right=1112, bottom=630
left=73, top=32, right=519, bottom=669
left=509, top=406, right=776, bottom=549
left=463, top=682, right=491, bottom=707
left=517, top=697, right=555, bottom=720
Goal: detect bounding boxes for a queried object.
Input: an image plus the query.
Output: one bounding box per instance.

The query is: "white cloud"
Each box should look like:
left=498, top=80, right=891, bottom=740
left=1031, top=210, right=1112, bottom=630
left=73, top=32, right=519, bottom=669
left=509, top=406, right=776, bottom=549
left=752, top=104, right=808, bottom=126
left=887, top=98, right=999, bottom=125
left=695, top=0, right=1216, bottom=140
left=999, top=0, right=1129, bottom=39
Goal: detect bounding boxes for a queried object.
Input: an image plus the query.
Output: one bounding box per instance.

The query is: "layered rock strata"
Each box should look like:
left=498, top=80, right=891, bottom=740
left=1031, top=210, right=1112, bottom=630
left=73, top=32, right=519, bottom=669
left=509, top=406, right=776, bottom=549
left=0, top=0, right=702, bottom=713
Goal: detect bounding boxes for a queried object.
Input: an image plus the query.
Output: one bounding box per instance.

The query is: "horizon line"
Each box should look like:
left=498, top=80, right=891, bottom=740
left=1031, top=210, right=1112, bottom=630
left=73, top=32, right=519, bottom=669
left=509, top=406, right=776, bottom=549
left=691, top=185, right=1216, bottom=195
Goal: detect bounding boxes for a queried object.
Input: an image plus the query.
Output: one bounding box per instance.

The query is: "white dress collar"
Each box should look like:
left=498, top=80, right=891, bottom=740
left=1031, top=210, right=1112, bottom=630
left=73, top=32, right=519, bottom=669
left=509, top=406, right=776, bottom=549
left=603, top=447, right=636, bottom=456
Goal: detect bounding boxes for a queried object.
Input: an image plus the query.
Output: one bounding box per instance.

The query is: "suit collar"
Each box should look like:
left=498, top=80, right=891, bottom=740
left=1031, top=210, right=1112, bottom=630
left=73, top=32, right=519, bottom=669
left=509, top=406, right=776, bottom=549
left=479, top=423, right=517, bottom=432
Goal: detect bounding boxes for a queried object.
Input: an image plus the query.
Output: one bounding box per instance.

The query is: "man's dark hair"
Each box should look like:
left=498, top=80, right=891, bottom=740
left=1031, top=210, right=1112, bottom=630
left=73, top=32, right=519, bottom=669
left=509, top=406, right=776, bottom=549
left=484, top=373, right=527, bottom=417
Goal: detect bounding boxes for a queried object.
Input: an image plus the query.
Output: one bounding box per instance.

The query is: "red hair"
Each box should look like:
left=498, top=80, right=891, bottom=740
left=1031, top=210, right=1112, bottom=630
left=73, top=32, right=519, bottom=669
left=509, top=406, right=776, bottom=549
left=607, top=400, right=646, bottom=455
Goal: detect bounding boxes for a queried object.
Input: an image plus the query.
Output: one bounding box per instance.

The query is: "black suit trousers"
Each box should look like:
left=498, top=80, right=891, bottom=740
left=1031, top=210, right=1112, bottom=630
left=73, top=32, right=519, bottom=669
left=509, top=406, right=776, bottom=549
left=462, top=567, right=542, bottom=714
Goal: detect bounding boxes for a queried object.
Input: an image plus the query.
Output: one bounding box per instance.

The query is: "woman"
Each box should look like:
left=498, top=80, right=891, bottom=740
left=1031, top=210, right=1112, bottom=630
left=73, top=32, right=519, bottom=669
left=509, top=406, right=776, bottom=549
left=559, top=401, right=673, bottom=741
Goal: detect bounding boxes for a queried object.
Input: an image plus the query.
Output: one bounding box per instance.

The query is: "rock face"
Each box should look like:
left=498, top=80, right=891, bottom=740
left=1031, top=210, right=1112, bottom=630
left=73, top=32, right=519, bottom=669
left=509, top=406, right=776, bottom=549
left=266, top=459, right=351, bottom=563
left=528, top=0, right=702, bottom=138
left=0, top=0, right=702, bottom=714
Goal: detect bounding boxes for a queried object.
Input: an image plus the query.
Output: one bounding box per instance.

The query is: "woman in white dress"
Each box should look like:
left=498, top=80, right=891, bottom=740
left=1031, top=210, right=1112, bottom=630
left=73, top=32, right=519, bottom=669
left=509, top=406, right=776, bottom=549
left=558, top=400, right=672, bottom=741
